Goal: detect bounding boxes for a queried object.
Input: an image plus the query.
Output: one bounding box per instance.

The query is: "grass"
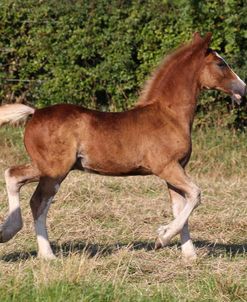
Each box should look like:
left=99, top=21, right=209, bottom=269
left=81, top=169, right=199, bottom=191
left=0, top=125, right=247, bottom=301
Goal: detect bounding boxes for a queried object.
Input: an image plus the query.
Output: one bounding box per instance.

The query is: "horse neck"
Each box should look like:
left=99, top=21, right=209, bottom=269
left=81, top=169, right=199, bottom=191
left=139, top=56, right=202, bottom=131
left=159, top=73, right=200, bottom=128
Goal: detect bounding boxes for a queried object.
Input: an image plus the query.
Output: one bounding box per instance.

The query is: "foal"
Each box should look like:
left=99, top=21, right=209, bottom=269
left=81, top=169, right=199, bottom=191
left=0, top=33, right=246, bottom=260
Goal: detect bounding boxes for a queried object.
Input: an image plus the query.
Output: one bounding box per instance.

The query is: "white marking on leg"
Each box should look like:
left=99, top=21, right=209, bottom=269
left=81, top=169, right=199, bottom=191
left=35, top=196, right=55, bottom=259
left=180, top=222, right=196, bottom=260
left=0, top=169, right=23, bottom=242
left=158, top=185, right=200, bottom=249
left=172, top=191, right=196, bottom=259
left=171, top=195, right=196, bottom=258
left=35, top=183, right=60, bottom=259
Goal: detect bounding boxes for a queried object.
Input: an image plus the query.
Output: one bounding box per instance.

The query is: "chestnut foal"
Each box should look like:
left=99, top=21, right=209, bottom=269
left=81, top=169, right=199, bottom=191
left=0, top=33, right=246, bottom=260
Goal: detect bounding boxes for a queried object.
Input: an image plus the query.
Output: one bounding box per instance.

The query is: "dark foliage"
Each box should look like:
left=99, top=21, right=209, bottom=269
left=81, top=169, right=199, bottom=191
left=0, top=0, right=246, bottom=128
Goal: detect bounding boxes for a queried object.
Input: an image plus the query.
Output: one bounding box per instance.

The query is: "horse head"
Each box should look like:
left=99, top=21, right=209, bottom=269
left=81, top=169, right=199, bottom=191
left=196, top=32, right=246, bottom=104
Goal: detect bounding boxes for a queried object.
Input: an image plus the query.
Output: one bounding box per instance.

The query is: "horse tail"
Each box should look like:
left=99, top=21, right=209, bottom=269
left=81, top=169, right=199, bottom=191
left=0, top=104, right=35, bottom=126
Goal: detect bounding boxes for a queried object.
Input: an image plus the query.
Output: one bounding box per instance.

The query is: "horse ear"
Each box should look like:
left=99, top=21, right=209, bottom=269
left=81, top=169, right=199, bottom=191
left=193, top=32, right=212, bottom=49
left=193, top=32, right=203, bottom=43
left=203, top=32, right=212, bottom=47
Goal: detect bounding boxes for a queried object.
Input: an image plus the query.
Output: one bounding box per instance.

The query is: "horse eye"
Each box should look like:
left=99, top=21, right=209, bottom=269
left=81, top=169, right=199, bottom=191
left=217, top=61, right=227, bottom=68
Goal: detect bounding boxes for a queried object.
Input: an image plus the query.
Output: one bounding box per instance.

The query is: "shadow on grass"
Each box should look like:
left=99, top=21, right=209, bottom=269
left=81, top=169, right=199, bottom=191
left=1, top=240, right=246, bottom=262
left=194, top=240, right=247, bottom=257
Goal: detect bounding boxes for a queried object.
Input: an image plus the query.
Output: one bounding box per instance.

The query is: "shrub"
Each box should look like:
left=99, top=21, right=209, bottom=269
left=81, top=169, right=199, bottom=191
left=0, top=0, right=246, bottom=128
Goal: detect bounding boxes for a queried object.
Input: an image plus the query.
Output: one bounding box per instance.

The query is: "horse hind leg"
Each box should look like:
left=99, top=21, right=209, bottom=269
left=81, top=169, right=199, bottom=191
left=0, top=164, right=40, bottom=242
left=30, top=176, right=64, bottom=259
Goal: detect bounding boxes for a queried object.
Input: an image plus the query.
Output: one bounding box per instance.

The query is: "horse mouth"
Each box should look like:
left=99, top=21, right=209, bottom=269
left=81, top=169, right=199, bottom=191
left=231, top=92, right=243, bottom=105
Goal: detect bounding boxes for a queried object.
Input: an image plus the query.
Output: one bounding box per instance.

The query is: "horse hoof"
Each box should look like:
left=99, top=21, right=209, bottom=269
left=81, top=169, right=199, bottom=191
left=183, top=253, right=197, bottom=265
left=155, top=235, right=172, bottom=250
left=38, top=252, right=56, bottom=260
left=154, top=238, right=163, bottom=250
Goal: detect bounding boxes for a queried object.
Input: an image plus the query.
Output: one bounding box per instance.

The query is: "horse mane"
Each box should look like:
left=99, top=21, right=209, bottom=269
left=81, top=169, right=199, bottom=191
left=136, top=37, right=209, bottom=107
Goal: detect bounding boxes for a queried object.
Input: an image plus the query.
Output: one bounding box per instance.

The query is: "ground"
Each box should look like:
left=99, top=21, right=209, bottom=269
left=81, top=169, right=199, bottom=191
left=0, top=126, right=246, bottom=301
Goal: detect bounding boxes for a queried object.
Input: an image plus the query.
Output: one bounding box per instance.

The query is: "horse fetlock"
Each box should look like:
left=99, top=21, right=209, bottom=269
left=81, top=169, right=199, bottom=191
left=158, top=221, right=182, bottom=237
left=157, top=224, right=169, bottom=236
left=155, top=224, right=175, bottom=250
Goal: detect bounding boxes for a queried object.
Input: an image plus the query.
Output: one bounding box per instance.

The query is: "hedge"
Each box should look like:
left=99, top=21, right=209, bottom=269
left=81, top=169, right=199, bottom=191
left=0, top=0, right=246, bottom=128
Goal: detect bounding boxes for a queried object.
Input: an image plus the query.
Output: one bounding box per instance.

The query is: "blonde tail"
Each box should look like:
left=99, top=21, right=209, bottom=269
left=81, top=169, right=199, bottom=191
left=0, top=104, right=35, bottom=126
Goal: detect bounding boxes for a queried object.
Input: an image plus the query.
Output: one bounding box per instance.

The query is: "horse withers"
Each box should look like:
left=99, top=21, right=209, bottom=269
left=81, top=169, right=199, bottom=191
left=0, top=33, right=246, bottom=260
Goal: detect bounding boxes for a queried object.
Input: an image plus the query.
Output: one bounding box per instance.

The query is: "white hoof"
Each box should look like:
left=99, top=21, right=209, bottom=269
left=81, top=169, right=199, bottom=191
left=38, top=251, right=56, bottom=260
left=182, top=252, right=197, bottom=264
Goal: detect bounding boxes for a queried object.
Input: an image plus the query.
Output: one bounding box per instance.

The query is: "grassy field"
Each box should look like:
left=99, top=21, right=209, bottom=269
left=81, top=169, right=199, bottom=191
left=0, top=126, right=247, bottom=301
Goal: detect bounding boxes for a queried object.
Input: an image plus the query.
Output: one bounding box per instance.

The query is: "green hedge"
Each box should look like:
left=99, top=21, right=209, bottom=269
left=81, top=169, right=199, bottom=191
left=0, top=0, right=246, bottom=128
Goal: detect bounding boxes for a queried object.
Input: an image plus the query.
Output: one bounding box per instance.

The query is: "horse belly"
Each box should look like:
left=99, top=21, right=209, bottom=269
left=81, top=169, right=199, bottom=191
left=77, top=145, right=150, bottom=176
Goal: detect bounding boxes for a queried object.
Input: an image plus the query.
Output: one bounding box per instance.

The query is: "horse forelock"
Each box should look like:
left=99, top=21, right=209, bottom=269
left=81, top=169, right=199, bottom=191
left=136, top=38, right=208, bottom=107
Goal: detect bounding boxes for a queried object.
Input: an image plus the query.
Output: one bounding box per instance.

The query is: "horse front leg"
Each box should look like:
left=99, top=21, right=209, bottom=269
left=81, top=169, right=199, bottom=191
left=166, top=185, right=196, bottom=260
left=30, top=177, right=62, bottom=260
left=155, top=163, right=201, bottom=259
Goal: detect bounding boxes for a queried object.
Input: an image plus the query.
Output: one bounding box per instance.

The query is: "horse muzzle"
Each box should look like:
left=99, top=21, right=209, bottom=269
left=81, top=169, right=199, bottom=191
left=230, top=78, right=246, bottom=105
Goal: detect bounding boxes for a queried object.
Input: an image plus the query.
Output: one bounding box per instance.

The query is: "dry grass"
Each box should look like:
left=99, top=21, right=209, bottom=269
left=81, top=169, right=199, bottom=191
left=0, top=126, right=247, bottom=301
